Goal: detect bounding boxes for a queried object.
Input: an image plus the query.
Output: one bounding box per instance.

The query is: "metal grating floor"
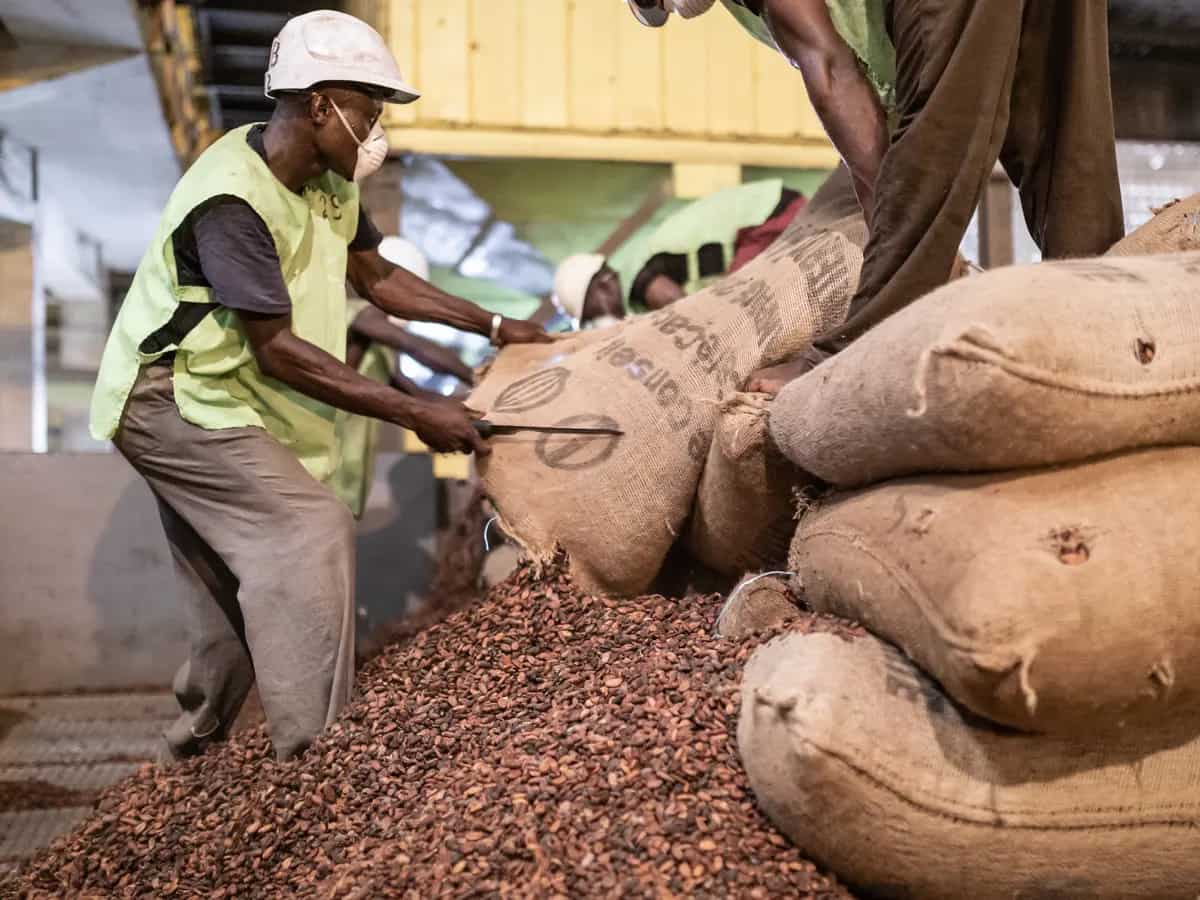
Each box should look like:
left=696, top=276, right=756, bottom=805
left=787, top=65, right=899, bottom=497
left=0, top=692, right=174, bottom=882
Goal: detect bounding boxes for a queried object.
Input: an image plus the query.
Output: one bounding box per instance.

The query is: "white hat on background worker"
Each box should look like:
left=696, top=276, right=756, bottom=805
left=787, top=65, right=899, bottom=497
left=626, top=0, right=718, bottom=27
left=377, top=237, right=430, bottom=327
left=265, top=9, right=420, bottom=103
left=553, top=253, right=607, bottom=321
left=378, top=236, right=430, bottom=280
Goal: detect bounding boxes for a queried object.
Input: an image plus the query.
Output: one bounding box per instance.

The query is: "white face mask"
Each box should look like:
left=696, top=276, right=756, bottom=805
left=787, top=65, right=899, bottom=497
left=666, top=0, right=718, bottom=18
left=329, top=99, right=388, bottom=182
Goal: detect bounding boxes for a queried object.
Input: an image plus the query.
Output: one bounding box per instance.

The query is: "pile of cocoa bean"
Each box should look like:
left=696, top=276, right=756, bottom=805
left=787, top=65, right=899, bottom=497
left=14, top=558, right=859, bottom=899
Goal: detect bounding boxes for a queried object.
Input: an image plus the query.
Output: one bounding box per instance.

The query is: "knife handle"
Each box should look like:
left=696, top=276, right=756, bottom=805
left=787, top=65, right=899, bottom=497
left=472, top=419, right=494, bottom=440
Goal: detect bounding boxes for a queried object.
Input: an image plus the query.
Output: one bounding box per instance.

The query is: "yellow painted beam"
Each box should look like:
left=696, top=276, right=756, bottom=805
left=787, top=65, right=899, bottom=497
left=401, top=430, right=472, bottom=479
left=374, top=0, right=837, bottom=160
left=673, top=163, right=743, bottom=199
left=387, top=125, right=840, bottom=168
left=402, top=430, right=429, bottom=454
left=432, top=453, right=472, bottom=481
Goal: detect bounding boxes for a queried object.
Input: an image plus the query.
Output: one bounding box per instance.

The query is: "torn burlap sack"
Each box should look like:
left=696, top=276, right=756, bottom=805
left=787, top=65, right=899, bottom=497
left=1108, top=193, right=1200, bottom=257
left=739, top=631, right=1200, bottom=900
left=470, top=214, right=866, bottom=595
left=790, top=446, right=1200, bottom=734
left=685, top=392, right=810, bottom=577
left=713, top=573, right=801, bottom=640
left=770, top=251, right=1200, bottom=487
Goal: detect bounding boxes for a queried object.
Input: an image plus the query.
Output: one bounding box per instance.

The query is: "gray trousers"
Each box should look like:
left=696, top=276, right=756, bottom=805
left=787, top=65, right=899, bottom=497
left=113, top=364, right=356, bottom=761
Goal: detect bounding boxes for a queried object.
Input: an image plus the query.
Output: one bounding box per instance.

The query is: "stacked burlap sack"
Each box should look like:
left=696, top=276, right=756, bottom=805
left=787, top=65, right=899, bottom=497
left=738, top=197, right=1200, bottom=899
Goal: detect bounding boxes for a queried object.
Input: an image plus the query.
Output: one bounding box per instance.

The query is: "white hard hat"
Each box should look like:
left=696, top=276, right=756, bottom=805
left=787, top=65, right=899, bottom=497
left=265, top=10, right=420, bottom=104
left=553, top=253, right=606, bottom=321
left=378, top=236, right=430, bottom=280
left=627, top=0, right=669, bottom=27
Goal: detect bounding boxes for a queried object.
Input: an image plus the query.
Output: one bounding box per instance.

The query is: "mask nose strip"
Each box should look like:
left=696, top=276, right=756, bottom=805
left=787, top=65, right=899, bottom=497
left=329, top=99, right=366, bottom=147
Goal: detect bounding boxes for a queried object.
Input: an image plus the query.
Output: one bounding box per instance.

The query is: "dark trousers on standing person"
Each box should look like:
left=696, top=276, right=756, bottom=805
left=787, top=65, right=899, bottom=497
left=816, top=0, right=1125, bottom=353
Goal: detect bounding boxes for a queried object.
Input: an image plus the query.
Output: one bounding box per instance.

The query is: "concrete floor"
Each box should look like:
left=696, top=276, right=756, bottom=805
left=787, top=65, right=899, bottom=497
left=0, top=692, right=174, bottom=880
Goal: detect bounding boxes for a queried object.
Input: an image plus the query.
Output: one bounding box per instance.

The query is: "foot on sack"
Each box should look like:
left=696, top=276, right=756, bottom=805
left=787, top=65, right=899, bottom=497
left=745, top=346, right=832, bottom=396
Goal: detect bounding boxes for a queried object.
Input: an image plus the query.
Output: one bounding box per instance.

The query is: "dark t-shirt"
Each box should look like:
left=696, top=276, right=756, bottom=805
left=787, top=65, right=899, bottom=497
left=171, top=124, right=382, bottom=316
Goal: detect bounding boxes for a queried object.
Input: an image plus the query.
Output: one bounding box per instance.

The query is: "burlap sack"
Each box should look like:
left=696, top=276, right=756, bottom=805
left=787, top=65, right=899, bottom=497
left=1109, top=194, right=1200, bottom=256
left=770, top=251, right=1200, bottom=487
left=470, top=214, right=866, bottom=595
left=714, top=574, right=801, bottom=640
left=739, top=631, right=1200, bottom=900
left=685, top=392, right=808, bottom=576
left=790, top=446, right=1200, bottom=734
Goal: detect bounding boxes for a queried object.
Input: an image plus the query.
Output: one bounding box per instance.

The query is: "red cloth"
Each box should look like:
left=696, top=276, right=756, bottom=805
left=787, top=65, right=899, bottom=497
left=729, top=194, right=808, bottom=273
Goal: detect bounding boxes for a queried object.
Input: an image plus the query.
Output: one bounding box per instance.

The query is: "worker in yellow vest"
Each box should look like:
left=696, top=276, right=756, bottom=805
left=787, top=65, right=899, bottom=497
left=555, top=179, right=807, bottom=326
left=88, top=10, right=549, bottom=762
left=628, top=0, right=1124, bottom=393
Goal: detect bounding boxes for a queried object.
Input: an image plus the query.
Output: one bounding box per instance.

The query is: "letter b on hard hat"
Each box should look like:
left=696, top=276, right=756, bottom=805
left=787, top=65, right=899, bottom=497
left=265, top=10, right=420, bottom=104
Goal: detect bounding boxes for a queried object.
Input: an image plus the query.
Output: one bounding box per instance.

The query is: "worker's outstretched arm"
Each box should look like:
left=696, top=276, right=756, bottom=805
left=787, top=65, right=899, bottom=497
left=348, top=306, right=476, bottom=383
left=236, top=309, right=488, bottom=455
left=347, top=248, right=552, bottom=346
left=762, top=0, right=888, bottom=224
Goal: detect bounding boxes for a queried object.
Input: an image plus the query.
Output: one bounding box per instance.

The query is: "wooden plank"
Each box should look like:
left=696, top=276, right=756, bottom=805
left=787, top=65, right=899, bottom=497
left=662, top=19, right=709, bottom=135
left=614, top=21, right=664, bottom=132
left=567, top=0, right=618, bottom=132
left=470, top=0, right=521, bottom=127
left=417, top=0, right=470, bottom=124
left=517, top=0, right=568, bottom=128
left=385, top=0, right=419, bottom=125
left=705, top=12, right=756, bottom=137
left=372, top=0, right=834, bottom=146
left=753, top=41, right=806, bottom=139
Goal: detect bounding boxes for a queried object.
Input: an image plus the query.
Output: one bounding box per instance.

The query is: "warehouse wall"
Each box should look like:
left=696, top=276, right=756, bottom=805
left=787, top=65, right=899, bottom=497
left=0, top=450, right=436, bottom=695
left=368, top=0, right=838, bottom=167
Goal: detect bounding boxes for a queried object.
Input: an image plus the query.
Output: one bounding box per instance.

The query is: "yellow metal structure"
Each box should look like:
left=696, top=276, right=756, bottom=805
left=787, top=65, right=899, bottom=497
left=358, top=0, right=837, bottom=168
left=137, top=0, right=218, bottom=166
left=400, top=430, right=473, bottom=481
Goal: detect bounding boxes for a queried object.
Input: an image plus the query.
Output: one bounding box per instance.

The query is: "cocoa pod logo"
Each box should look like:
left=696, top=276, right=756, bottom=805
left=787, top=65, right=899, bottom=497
left=535, top=414, right=622, bottom=471
left=493, top=367, right=569, bottom=414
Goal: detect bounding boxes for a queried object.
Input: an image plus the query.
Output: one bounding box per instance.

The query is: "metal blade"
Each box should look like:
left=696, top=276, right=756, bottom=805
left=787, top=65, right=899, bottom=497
left=488, top=424, right=624, bottom=437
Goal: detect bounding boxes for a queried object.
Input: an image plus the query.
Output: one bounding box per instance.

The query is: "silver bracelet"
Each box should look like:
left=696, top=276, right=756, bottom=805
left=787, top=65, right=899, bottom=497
left=489, top=313, right=503, bottom=346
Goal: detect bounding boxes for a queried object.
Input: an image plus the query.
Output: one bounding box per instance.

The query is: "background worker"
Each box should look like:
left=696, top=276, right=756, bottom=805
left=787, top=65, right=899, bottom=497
left=628, top=0, right=1124, bottom=393
left=88, top=11, right=549, bottom=763
left=552, top=256, right=628, bottom=329
left=554, top=178, right=807, bottom=325
left=333, top=239, right=478, bottom=518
